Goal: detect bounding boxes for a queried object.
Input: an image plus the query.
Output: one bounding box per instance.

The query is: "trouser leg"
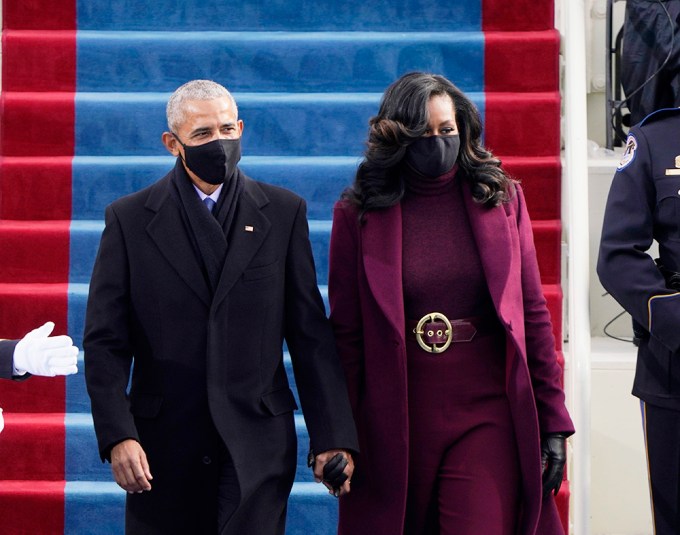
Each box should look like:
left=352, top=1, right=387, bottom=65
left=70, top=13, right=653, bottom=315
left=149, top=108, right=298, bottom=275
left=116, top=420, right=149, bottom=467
left=437, top=401, right=521, bottom=535
left=643, top=402, right=680, bottom=535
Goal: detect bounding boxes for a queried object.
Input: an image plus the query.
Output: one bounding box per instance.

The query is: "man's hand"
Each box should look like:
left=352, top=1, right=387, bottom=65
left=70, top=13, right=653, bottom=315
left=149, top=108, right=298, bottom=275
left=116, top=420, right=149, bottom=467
left=111, top=439, right=153, bottom=493
left=312, top=449, right=354, bottom=497
left=13, top=322, right=79, bottom=377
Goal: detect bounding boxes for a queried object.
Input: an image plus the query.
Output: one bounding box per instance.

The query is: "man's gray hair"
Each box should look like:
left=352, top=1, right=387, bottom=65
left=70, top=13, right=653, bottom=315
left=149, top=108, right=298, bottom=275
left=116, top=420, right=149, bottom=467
left=166, top=80, right=238, bottom=132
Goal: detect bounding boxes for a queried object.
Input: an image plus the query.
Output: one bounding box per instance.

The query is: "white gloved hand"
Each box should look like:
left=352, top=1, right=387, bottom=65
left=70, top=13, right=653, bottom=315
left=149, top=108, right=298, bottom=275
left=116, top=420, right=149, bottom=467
left=13, top=322, right=79, bottom=377
left=0, top=408, right=4, bottom=434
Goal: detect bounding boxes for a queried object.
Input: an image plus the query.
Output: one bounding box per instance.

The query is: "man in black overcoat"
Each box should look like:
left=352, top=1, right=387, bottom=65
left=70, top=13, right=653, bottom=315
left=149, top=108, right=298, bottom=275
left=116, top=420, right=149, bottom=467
left=83, top=80, right=358, bottom=534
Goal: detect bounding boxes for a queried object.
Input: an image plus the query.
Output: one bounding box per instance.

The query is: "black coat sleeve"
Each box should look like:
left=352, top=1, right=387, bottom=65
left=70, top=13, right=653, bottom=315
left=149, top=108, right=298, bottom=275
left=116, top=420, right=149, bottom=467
left=283, top=198, right=359, bottom=455
left=84, top=204, right=139, bottom=461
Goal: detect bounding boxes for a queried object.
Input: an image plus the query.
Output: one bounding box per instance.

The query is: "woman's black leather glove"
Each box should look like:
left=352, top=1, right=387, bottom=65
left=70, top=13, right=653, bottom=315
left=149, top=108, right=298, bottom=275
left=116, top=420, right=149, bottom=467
left=541, top=433, right=568, bottom=497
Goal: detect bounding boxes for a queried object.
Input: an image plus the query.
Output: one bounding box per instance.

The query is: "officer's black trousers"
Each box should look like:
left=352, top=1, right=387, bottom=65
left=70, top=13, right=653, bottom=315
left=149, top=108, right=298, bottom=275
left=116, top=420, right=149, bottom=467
left=643, top=401, right=680, bottom=534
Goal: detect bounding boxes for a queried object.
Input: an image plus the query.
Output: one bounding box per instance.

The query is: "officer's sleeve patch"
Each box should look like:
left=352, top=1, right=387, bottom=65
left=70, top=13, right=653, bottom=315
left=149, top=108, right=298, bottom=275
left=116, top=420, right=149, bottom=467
left=617, top=134, right=638, bottom=171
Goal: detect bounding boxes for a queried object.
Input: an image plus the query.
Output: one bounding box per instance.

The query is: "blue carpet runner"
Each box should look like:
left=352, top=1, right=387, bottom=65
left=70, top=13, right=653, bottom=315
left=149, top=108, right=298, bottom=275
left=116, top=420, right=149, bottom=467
left=0, top=0, right=567, bottom=533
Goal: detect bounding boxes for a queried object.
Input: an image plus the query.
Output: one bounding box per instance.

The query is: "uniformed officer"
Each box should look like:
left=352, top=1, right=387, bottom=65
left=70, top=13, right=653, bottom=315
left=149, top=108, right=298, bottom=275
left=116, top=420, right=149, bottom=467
left=598, top=106, right=680, bottom=535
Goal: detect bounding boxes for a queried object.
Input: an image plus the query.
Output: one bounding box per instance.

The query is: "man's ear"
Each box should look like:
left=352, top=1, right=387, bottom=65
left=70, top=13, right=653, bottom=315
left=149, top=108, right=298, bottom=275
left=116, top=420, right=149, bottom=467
left=162, top=132, right=180, bottom=156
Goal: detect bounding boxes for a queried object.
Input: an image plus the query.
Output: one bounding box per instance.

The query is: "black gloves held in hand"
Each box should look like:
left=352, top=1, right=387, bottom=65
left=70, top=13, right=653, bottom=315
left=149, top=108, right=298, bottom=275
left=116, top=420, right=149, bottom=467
left=323, top=453, right=349, bottom=491
left=307, top=450, right=349, bottom=496
left=541, top=433, right=568, bottom=497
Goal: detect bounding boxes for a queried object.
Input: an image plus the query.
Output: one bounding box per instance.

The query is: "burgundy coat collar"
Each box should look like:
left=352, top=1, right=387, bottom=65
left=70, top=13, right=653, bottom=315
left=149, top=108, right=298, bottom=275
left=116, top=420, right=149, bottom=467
left=462, top=180, right=515, bottom=327
left=361, top=204, right=405, bottom=339
left=360, top=180, right=513, bottom=333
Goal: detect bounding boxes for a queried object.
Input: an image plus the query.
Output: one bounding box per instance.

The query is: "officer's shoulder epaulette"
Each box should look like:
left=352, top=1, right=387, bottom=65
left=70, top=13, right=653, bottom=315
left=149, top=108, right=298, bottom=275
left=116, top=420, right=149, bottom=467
left=639, top=107, right=680, bottom=127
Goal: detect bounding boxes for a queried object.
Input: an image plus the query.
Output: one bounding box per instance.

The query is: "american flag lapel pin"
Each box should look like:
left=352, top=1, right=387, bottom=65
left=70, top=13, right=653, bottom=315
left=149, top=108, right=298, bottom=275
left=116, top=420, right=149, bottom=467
left=245, top=225, right=254, bottom=232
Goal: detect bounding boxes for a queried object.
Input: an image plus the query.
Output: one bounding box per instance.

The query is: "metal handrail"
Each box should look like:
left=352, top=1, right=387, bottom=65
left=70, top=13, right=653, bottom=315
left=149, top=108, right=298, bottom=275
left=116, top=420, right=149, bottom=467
left=559, top=0, right=592, bottom=533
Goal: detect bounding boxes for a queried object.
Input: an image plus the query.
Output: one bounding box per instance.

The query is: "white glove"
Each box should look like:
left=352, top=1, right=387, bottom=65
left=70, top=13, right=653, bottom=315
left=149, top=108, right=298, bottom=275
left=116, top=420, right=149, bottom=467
left=13, top=322, right=79, bottom=377
left=0, top=408, right=3, bottom=434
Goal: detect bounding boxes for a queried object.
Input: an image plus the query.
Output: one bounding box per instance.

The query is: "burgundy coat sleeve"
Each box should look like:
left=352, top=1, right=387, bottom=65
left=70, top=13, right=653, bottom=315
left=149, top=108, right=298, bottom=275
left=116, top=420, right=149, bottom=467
left=514, top=185, right=574, bottom=436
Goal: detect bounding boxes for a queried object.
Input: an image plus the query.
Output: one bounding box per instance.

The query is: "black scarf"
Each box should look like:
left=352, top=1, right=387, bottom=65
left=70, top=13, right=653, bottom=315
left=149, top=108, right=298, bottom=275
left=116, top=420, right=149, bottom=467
left=170, top=158, right=244, bottom=294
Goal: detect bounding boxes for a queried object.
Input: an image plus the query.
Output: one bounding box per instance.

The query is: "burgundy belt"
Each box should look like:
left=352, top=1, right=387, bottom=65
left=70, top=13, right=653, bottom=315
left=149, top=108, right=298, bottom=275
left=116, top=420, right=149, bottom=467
left=407, top=313, right=496, bottom=354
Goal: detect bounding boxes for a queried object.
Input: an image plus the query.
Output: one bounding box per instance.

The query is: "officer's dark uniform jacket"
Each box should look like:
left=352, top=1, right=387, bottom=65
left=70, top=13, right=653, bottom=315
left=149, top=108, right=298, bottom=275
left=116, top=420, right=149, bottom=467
left=598, top=107, right=680, bottom=410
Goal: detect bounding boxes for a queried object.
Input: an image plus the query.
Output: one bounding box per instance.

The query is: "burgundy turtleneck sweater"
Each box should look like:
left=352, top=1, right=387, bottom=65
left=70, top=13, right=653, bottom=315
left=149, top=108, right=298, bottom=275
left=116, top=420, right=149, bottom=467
left=401, top=166, right=496, bottom=322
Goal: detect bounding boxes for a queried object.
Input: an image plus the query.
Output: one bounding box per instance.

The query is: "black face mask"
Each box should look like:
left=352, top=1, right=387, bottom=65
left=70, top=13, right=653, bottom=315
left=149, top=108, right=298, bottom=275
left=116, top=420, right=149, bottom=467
left=405, top=134, right=460, bottom=178
left=174, top=135, right=241, bottom=185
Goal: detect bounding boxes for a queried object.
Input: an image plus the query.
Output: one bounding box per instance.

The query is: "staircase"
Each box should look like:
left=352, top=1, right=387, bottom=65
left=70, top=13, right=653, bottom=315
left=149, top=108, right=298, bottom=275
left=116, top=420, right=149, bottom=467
left=0, top=0, right=566, bottom=533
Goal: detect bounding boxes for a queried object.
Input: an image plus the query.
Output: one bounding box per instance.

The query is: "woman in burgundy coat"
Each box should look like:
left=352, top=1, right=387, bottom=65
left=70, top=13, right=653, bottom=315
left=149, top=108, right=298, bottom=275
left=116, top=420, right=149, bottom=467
left=328, top=72, right=574, bottom=534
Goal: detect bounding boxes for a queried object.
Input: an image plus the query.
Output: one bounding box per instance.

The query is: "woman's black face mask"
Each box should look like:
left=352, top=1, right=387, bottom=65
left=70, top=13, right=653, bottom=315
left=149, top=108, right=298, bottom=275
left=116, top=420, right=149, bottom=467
left=174, top=134, right=241, bottom=185
left=405, top=134, right=460, bottom=178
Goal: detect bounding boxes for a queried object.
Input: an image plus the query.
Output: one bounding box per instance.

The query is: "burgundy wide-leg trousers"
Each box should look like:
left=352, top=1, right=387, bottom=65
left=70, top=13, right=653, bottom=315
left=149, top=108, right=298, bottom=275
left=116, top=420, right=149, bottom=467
left=404, top=327, right=521, bottom=535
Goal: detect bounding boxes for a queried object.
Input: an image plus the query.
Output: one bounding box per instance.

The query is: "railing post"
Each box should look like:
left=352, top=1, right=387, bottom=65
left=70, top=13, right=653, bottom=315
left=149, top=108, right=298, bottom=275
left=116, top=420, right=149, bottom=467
left=559, top=0, right=592, bottom=533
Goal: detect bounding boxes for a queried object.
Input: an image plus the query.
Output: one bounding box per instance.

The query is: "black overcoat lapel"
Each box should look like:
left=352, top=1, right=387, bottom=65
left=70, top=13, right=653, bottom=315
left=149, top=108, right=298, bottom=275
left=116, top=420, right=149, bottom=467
left=144, top=174, right=212, bottom=307
left=213, top=178, right=272, bottom=310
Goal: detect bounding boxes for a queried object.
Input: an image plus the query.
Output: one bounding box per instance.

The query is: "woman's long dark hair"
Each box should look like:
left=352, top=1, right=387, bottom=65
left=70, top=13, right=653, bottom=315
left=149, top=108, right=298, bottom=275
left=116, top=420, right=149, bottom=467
left=343, top=72, right=515, bottom=217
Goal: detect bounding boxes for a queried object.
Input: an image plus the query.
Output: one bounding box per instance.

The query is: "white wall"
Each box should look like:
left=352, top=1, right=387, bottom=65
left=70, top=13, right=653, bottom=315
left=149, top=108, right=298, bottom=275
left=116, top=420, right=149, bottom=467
left=590, top=339, right=653, bottom=535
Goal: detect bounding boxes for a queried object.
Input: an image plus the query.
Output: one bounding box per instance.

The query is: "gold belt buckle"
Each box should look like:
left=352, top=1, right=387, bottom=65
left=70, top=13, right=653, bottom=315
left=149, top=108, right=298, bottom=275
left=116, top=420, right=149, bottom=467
left=413, top=312, right=453, bottom=354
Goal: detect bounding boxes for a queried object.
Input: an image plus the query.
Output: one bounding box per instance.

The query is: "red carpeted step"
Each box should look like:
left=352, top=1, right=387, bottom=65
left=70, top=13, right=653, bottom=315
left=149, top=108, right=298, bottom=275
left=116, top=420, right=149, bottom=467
left=483, top=0, right=554, bottom=31
left=501, top=156, right=561, bottom=221
left=485, top=92, right=560, bottom=158
left=0, top=413, right=65, bottom=480
left=0, top=221, right=70, bottom=283
left=0, top=480, right=65, bottom=534
left=533, top=220, right=561, bottom=286
left=2, top=31, right=76, bottom=92
left=0, top=374, right=65, bottom=414
left=0, top=92, right=75, bottom=157
left=0, top=283, right=68, bottom=413
left=3, top=0, right=75, bottom=30
left=555, top=479, right=570, bottom=535
left=543, top=283, right=563, bottom=349
left=0, top=283, right=69, bottom=339
left=485, top=30, right=559, bottom=93
left=0, top=157, right=73, bottom=220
